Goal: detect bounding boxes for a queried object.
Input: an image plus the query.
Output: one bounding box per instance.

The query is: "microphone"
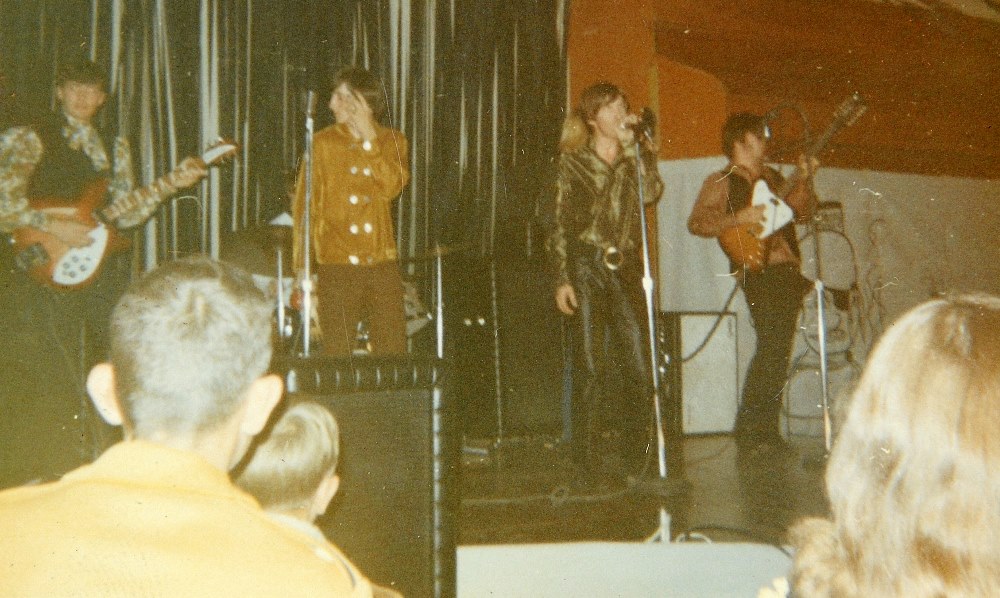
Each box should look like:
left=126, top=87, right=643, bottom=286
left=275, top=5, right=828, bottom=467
left=627, top=107, right=657, bottom=139
left=761, top=106, right=780, bottom=139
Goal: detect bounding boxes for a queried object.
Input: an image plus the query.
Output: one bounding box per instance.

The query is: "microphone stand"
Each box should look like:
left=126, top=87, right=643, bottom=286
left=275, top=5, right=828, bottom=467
left=808, top=214, right=834, bottom=454
left=276, top=241, right=289, bottom=346
left=632, top=132, right=674, bottom=543
left=299, top=91, right=317, bottom=357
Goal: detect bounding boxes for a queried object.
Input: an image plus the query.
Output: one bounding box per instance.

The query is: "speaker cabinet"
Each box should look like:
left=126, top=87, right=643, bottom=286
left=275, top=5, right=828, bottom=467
left=442, top=255, right=564, bottom=439
left=659, top=312, right=739, bottom=434
left=442, top=255, right=498, bottom=439
left=273, top=356, right=457, bottom=598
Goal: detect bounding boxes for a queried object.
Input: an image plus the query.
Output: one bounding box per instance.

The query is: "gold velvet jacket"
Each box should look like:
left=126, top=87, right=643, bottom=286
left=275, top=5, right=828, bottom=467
left=293, top=122, right=410, bottom=269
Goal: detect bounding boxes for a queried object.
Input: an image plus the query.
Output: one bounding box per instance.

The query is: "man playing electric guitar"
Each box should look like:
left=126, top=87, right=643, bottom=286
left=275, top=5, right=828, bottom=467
left=687, top=112, right=818, bottom=460
left=0, top=58, right=206, bottom=486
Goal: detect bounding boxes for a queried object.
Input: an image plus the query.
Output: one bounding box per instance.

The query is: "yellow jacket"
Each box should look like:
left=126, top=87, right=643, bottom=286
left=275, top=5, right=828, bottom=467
left=0, top=441, right=357, bottom=597
left=293, top=122, right=410, bottom=269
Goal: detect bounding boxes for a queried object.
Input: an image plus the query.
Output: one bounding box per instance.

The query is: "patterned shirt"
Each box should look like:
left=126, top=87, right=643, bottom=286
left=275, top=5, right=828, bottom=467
left=0, top=114, right=170, bottom=234
left=547, top=141, right=663, bottom=287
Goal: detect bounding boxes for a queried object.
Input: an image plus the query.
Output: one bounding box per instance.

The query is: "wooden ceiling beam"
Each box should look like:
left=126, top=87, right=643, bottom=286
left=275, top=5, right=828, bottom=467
left=650, top=0, right=1000, bottom=177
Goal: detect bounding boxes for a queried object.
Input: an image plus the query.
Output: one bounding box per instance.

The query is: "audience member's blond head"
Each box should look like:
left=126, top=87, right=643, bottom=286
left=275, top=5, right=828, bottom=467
left=790, top=294, right=1000, bottom=597
left=108, top=256, right=274, bottom=438
left=236, top=401, right=340, bottom=513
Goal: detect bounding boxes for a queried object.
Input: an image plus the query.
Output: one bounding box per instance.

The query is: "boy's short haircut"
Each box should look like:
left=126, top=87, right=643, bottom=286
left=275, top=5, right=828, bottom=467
left=56, top=58, right=109, bottom=92
left=236, top=401, right=341, bottom=510
left=721, top=112, right=766, bottom=159
left=110, top=256, right=274, bottom=437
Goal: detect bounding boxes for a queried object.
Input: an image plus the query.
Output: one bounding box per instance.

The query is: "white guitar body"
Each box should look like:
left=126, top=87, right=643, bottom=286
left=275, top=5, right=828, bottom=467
left=12, top=139, right=237, bottom=289
left=51, top=223, right=111, bottom=286
left=750, top=179, right=795, bottom=239
left=717, top=92, right=867, bottom=272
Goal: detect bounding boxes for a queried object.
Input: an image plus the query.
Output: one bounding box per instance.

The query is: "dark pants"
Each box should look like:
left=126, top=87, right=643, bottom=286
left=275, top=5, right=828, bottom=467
left=0, top=255, right=127, bottom=487
left=567, top=251, right=652, bottom=468
left=733, top=263, right=808, bottom=444
left=316, top=261, right=407, bottom=356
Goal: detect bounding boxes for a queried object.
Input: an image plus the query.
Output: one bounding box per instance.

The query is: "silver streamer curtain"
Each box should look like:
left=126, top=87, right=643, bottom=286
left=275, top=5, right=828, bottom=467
left=0, top=0, right=569, bottom=278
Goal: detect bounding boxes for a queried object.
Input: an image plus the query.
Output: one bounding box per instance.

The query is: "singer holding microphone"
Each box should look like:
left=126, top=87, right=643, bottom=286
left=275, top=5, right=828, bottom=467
left=292, top=66, right=410, bottom=356
left=546, top=82, right=664, bottom=488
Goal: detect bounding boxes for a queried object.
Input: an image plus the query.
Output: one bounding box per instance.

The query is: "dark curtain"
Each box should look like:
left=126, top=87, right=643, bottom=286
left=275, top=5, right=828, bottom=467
left=1, top=0, right=571, bottom=434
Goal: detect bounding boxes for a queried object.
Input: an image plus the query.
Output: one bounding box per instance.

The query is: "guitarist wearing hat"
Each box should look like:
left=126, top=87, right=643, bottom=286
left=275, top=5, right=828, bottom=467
left=0, top=58, right=207, bottom=486
left=687, top=112, right=818, bottom=460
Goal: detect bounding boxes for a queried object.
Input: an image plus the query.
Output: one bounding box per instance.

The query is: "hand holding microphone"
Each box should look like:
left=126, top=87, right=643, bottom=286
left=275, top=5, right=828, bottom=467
left=619, top=107, right=658, bottom=151
left=617, top=113, right=639, bottom=145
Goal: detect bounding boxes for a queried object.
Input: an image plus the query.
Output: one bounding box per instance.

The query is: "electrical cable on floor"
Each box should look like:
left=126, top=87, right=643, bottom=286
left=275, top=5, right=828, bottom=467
left=461, top=434, right=686, bottom=509
left=461, top=485, right=633, bottom=509
left=674, top=525, right=794, bottom=558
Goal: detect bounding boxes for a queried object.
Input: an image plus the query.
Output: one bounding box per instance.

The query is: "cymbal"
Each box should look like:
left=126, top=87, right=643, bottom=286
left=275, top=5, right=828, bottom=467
left=402, top=242, right=474, bottom=263
left=221, top=226, right=293, bottom=277
left=261, top=224, right=293, bottom=248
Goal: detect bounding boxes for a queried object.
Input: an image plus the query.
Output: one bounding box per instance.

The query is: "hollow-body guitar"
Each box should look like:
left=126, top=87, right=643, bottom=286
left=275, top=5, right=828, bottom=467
left=718, top=94, right=867, bottom=271
left=10, top=139, right=237, bottom=289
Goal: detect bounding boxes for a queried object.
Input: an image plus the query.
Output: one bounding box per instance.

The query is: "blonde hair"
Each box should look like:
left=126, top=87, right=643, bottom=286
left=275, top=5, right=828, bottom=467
left=790, top=294, right=1000, bottom=597
left=235, top=401, right=340, bottom=510
left=559, top=81, right=627, bottom=153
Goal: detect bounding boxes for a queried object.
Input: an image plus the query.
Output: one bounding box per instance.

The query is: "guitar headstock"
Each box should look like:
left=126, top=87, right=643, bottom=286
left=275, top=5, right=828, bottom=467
left=834, top=92, right=868, bottom=129
left=201, top=138, right=240, bottom=167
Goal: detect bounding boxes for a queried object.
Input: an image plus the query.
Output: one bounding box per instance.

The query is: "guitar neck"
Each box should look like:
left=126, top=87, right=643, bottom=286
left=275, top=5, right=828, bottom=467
left=97, top=170, right=179, bottom=224
left=96, top=153, right=215, bottom=224
left=776, top=94, right=865, bottom=199
left=93, top=141, right=233, bottom=225
left=776, top=121, right=840, bottom=198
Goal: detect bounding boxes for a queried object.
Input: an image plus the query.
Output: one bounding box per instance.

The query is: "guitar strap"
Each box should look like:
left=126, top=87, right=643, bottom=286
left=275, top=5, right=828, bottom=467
left=726, top=169, right=753, bottom=214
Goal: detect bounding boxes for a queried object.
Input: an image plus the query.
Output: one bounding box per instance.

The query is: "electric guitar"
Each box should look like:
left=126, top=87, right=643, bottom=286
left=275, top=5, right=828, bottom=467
left=718, top=93, right=867, bottom=271
left=11, top=139, right=238, bottom=289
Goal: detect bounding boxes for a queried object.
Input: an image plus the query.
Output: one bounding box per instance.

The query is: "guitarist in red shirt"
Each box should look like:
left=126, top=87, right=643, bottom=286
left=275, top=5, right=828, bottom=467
left=687, top=112, right=818, bottom=460
left=0, top=59, right=206, bottom=486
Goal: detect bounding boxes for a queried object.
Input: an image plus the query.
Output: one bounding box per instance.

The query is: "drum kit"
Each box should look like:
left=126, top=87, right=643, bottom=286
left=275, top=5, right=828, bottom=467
left=220, top=221, right=463, bottom=356
left=220, top=221, right=300, bottom=352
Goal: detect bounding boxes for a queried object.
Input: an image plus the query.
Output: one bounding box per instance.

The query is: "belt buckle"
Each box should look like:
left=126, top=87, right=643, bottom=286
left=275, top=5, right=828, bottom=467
left=602, top=246, right=623, bottom=271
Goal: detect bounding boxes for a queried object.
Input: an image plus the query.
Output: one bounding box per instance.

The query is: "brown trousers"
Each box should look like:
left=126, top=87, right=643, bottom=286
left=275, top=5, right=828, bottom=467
left=315, top=261, right=407, bottom=356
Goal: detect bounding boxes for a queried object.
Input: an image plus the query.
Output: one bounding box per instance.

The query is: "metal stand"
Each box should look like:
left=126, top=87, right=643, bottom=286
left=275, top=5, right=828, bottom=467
left=488, top=256, right=505, bottom=445
left=434, top=249, right=445, bottom=359
left=268, top=226, right=294, bottom=350
left=632, top=138, right=674, bottom=543
left=807, top=216, right=834, bottom=453
left=298, top=91, right=317, bottom=357
left=275, top=244, right=288, bottom=338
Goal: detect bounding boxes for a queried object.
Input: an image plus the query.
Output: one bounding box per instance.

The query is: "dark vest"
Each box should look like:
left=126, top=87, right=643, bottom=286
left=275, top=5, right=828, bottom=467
left=726, top=166, right=801, bottom=266
left=27, top=114, right=115, bottom=203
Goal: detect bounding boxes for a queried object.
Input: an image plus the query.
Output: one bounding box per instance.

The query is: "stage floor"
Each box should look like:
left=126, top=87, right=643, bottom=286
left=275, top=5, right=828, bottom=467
left=459, top=433, right=830, bottom=547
